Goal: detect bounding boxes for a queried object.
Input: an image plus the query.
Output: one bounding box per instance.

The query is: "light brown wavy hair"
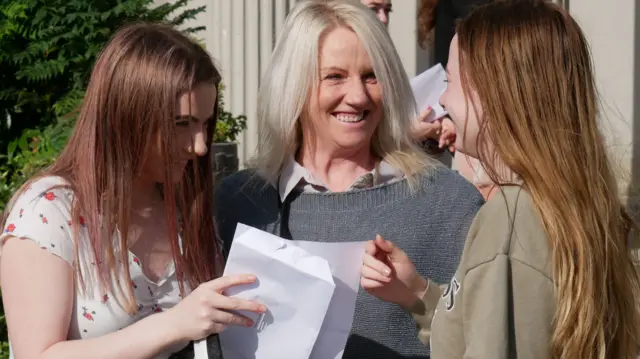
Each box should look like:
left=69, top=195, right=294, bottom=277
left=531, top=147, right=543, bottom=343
left=2, top=22, right=223, bottom=314
left=457, top=1, right=640, bottom=358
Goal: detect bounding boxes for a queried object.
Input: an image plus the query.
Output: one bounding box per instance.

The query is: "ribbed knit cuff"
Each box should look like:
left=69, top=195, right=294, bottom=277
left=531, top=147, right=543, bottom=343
left=408, top=280, right=443, bottom=345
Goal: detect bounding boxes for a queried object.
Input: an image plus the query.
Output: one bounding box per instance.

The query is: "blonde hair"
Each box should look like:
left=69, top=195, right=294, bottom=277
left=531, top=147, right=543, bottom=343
left=251, top=0, right=435, bottom=188
left=457, top=1, right=640, bottom=358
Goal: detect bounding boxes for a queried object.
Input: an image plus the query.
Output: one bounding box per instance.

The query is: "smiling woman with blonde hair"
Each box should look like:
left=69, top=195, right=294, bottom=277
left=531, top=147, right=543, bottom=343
left=361, top=1, right=640, bottom=358
left=215, top=0, right=484, bottom=357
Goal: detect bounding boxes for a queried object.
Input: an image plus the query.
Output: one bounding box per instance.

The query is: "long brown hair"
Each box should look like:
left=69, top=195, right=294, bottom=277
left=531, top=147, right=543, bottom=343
left=457, top=1, right=640, bottom=358
left=2, top=22, right=223, bottom=314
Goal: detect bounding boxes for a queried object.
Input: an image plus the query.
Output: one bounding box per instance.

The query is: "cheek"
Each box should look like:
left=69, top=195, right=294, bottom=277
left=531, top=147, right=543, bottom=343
left=367, top=84, right=384, bottom=121
left=367, top=84, right=383, bottom=107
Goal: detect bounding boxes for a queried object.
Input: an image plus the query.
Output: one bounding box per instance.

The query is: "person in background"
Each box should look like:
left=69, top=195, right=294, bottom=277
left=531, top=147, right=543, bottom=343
left=418, top=0, right=491, bottom=68
left=214, top=1, right=484, bottom=358
left=361, top=0, right=393, bottom=26
left=0, top=23, right=265, bottom=359
left=359, top=0, right=456, bottom=162
left=361, top=1, right=640, bottom=358
left=417, top=0, right=496, bottom=198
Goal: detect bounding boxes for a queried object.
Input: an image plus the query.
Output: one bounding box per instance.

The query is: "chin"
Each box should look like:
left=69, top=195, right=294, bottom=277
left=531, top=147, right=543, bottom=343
left=334, top=137, right=373, bottom=151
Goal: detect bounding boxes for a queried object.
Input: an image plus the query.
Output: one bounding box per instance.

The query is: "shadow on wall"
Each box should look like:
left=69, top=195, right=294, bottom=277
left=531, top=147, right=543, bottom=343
left=629, top=1, right=640, bottom=221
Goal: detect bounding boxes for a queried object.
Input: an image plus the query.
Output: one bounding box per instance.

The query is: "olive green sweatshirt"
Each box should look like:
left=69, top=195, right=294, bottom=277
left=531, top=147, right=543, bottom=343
left=410, top=186, right=556, bottom=358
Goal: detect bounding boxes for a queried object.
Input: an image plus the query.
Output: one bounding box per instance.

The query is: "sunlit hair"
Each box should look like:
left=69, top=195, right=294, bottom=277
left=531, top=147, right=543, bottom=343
left=457, top=1, right=640, bottom=358
left=1, top=22, right=223, bottom=314
left=252, top=0, right=435, bottom=187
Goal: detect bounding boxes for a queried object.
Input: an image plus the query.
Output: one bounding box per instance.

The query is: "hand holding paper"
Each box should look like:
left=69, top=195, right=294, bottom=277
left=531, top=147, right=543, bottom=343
left=163, top=273, right=265, bottom=343
left=199, top=224, right=367, bottom=359
left=213, top=224, right=336, bottom=359
left=410, top=63, right=448, bottom=123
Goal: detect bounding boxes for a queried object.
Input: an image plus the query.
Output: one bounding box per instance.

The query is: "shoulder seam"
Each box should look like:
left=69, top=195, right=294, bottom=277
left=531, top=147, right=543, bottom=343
left=465, top=253, right=553, bottom=282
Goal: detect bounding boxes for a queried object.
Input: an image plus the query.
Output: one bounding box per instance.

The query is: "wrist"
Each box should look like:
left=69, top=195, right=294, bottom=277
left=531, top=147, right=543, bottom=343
left=155, top=310, right=185, bottom=345
left=399, top=276, right=429, bottom=310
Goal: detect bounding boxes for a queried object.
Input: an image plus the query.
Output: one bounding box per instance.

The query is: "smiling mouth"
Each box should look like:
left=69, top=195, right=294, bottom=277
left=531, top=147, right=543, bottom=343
left=334, top=111, right=369, bottom=123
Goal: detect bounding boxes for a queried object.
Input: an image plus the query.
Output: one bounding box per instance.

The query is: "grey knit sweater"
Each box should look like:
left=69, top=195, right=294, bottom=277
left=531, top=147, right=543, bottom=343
left=214, top=166, right=484, bottom=358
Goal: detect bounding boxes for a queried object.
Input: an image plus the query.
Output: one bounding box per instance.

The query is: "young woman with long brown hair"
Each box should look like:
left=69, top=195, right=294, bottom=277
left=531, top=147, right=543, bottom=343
left=0, top=23, right=264, bottom=359
left=361, top=1, right=640, bottom=358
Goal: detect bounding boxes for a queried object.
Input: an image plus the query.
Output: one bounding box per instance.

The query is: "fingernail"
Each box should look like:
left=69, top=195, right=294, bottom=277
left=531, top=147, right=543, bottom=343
left=384, top=268, right=391, bottom=276
left=427, top=106, right=432, bottom=111
left=259, top=304, right=267, bottom=312
left=248, top=275, right=256, bottom=281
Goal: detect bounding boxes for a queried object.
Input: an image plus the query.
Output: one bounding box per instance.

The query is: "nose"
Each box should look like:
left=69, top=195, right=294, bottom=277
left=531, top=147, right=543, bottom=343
left=344, top=77, right=369, bottom=107
left=376, top=10, right=389, bottom=26
left=188, top=130, right=208, bottom=157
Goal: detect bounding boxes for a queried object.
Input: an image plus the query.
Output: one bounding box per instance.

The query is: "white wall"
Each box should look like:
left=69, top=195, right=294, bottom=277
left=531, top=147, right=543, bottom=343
left=387, top=0, right=432, bottom=78
left=570, top=0, right=638, bottom=202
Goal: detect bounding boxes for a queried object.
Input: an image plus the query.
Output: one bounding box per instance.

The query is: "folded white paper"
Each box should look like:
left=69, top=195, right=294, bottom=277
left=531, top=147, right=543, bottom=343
left=295, top=240, right=367, bottom=359
left=213, top=224, right=336, bottom=359
left=410, top=63, right=448, bottom=122
left=195, top=224, right=368, bottom=359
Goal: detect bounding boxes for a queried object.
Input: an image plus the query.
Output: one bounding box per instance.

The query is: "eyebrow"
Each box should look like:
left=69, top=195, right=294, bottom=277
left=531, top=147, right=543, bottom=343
left=320, top=66, right=346, bottom=73
left=174, top=114, right=215, bottom=123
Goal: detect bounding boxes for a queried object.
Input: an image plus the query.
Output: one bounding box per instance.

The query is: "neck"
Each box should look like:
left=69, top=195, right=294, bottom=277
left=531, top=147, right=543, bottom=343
left=131, top=180, right=164, bottom=218
left=297, top=142, right=377, bottom=192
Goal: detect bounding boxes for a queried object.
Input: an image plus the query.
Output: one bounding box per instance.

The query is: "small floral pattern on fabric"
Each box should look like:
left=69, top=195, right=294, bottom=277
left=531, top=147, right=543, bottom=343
left=1, top=177, right=189, bottom=359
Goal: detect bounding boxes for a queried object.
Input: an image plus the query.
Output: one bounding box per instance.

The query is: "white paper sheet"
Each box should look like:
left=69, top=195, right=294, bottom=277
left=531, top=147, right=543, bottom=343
left=410, top=63, right=448, bottom=122
left=295, top=240, right=367, bottom=359
left=195, top=224, right=367, bottom=359
left=208, top=224, right=336, bottom=359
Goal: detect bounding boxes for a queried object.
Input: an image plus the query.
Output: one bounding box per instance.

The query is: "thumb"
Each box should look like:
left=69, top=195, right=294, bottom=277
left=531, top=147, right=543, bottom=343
left=418, top=106, right=433, bottom=122
left=375, top=234, right=406, bottom=260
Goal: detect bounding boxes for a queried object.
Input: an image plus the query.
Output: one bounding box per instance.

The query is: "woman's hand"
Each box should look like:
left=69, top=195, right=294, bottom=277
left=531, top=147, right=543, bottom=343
left=360, top=235, right=428, bottom=309
left=412, top=107, right=442, bottom=141
left=438, top=117, right=456, bottom=152
left=165, top=274, right=267, bottom=342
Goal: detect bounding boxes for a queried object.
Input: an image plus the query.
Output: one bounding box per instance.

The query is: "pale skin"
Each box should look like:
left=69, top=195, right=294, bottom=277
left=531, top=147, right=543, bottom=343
left=360, top=0, right=393, bottom=26
left=359, top=0, right=455, bottom=150
left=1, top=83, right=266, bottom=359
left=361, top=35, right=491, bottom=306
left=297, top=26, right=384, bottom=191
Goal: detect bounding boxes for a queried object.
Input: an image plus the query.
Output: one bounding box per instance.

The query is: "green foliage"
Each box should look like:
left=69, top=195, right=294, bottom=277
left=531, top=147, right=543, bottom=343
left=0, top=0, right=206, bottom=154
left=0, top=118, right=73, bottom=213
left=215, top=83, right=248, bottom=143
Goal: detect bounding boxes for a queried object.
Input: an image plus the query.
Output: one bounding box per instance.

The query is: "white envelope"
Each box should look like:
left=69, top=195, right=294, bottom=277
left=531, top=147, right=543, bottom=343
left=296, top=241, right=367, bottom=359
left=410, top=63, right=449, bottom=122
left=211, top=224, right=336, bottom=359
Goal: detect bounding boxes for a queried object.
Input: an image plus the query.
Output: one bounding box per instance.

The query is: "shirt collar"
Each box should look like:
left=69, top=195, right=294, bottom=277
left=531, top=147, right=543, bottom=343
left=278, top=157, right=403, bottom=202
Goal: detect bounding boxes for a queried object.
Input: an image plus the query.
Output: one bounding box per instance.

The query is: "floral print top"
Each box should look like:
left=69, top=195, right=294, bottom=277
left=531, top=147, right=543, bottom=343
left=1, top=176, right=189, bottom=359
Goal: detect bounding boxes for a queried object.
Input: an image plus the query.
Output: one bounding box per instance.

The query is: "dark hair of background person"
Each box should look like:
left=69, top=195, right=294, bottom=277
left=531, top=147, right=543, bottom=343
left=418, top=0, right=492, bottom=67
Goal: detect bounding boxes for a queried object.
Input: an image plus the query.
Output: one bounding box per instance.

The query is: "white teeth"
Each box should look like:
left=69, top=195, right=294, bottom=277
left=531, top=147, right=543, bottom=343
left=335, top=114, right=364, bottom=123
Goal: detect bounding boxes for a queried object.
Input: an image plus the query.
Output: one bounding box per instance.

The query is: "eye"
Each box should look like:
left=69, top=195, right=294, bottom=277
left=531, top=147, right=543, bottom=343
left=363, top=72, right=377, bottom=83
left=324, top=73, right=343, bottom=80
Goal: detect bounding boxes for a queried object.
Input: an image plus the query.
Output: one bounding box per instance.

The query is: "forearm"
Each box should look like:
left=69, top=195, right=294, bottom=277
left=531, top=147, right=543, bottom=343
left=40, top=312, right=184, bottom=359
